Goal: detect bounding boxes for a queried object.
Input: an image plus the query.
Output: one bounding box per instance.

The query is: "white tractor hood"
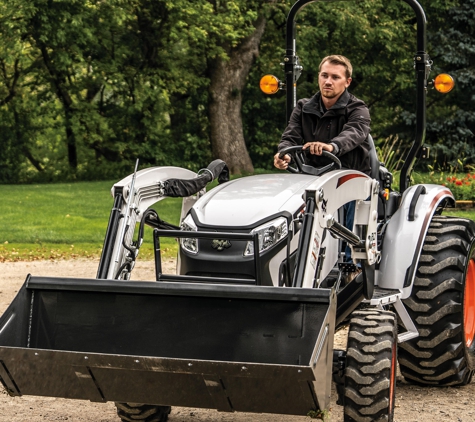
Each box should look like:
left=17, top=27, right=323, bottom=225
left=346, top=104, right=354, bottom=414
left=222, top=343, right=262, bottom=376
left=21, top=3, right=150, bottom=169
left=192, top=174, right=317, bottom=227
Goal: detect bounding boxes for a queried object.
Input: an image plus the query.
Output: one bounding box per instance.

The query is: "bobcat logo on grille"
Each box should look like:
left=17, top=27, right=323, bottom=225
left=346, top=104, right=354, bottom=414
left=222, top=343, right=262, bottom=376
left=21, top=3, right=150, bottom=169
left=211, top=239, right=232, bottom=251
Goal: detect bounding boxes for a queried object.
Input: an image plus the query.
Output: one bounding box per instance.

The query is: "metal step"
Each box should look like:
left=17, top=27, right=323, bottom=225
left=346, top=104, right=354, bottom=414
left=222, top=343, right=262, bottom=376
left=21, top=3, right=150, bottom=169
left=365, top=287, right=401, bottom=306
left=364, top=288, right=419, bottom=343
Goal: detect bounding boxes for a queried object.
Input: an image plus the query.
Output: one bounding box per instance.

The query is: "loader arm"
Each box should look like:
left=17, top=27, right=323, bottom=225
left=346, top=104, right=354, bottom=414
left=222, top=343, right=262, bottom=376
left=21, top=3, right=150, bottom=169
left=98, top=166, right=199, bottom=280
left=292, top=169, right=379, bottom=289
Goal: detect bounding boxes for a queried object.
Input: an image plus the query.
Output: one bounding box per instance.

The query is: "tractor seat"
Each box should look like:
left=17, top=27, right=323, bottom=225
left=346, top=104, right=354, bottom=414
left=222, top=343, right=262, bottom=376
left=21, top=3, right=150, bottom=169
left=366, top=134, right=400, bottom=219
left=367, top=134, right=380, bottom=180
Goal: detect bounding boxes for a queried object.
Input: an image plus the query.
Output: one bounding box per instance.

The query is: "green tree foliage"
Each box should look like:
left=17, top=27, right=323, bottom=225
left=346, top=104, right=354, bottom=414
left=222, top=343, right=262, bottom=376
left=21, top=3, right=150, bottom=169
left=245, top=0, right=464, bottom=170
left=0, top=0, right=472, bottom=182
left=424, top=0, right=475, bottom=170
left=0, top=0, right=282, bottom=180
left=0, top=2, right=42, bottom=183
left=0, top=0, right=215, bottom=182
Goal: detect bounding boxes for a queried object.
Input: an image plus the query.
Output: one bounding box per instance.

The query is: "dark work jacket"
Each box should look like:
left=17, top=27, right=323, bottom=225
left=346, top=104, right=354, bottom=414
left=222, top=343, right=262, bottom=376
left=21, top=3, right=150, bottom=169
left=278, top=90, right=371, bottom=175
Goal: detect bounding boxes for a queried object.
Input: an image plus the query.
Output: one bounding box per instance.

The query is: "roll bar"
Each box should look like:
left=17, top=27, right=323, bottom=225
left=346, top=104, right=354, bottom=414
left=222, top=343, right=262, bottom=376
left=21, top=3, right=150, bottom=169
left=284, top=0, right=430, bottom=192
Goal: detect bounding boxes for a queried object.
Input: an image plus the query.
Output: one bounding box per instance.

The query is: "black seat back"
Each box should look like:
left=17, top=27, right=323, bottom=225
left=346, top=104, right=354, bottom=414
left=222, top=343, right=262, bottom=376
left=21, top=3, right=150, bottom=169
left=367, top=134, right=380, bottom=180
left=366, top=134, right=401, bottom=219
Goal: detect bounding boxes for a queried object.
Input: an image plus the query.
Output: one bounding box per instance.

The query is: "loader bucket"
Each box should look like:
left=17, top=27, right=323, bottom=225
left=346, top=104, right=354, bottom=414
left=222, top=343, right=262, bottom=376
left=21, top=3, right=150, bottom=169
left=0, top=276, right=336, bottom=416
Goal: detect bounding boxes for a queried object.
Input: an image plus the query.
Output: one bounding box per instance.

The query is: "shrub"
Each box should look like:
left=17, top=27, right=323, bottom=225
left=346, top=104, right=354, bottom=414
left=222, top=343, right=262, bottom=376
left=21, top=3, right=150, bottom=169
left=423, top=172, right=475, bottom=201
left=442, top=174, right=475, bottom=201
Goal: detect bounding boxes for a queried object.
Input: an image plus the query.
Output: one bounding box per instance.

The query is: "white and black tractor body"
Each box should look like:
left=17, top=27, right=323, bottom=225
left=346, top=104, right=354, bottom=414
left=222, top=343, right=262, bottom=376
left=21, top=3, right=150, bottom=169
left=1, top=1, right=474, bottom=422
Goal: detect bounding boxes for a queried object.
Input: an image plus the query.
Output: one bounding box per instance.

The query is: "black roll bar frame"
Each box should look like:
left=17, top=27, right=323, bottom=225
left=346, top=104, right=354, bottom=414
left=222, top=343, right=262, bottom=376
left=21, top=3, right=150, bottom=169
left=284, top=0, right=430, bottom=193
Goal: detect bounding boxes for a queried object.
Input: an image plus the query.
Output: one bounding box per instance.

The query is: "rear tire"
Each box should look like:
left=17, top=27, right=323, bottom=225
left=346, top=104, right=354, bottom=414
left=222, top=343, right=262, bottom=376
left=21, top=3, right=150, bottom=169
left=115, top=402, right=171, bottom=422
left=344, top=309, right=397, bottom=422
left=399, top=216, right=475, bottom=386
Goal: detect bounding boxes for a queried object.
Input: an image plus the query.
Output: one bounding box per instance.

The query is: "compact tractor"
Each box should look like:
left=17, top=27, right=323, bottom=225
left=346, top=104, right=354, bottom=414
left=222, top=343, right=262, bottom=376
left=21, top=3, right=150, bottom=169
left=0, top=0, right=473, bottom=421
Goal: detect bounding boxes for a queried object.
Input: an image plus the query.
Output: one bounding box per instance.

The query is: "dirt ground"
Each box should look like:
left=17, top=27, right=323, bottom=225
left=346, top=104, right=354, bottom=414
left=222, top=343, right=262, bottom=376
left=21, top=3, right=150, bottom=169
left=1, top=259, right=474, bottom=422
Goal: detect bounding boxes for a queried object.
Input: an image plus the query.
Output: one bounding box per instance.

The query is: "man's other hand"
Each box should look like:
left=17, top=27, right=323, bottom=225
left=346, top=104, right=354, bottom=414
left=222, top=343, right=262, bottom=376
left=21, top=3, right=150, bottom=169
left=274, top=152, right=291, bottom=170
left=303, top=142, right=334, bottom=155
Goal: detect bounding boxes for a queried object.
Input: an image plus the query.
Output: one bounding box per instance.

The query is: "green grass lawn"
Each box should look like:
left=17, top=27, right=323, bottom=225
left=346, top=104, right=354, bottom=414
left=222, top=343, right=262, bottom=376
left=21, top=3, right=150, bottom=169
left=443, top=209, right=475, bottom=219
left=1, top=178, right=474, bottom=262
left=1, top=181, right=113, bottom=243
left=0, top=181, right=182, bottom=261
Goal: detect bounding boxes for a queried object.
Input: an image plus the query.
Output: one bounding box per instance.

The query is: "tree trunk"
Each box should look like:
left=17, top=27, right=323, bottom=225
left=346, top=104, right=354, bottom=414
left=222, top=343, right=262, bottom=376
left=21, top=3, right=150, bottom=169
left=2, top=60, right=44, bottom=173
left=13, top=108, right=44, bottom=173
left=208, top=15, right=267, bottom=174
left=38, top=44, right=78, bottom=169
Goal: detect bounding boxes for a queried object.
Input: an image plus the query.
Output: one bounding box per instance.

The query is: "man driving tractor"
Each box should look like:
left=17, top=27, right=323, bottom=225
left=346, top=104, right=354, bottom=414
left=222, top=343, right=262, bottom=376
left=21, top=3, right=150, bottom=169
left=274, top=54, right=371, bottom=265
left=274, top=54, right=371, bottom=173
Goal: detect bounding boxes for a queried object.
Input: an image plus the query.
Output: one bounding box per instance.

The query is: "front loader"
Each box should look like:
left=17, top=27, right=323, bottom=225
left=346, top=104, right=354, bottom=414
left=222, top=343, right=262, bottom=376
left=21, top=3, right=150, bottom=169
left=1, top=1, right=474, bottom=422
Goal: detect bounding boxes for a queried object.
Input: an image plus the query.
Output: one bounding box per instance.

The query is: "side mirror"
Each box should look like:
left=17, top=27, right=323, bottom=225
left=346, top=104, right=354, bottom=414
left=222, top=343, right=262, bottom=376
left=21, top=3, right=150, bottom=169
left=259, top=75, right=282, bottom=95
left=433, top=73, right=455, bottom=94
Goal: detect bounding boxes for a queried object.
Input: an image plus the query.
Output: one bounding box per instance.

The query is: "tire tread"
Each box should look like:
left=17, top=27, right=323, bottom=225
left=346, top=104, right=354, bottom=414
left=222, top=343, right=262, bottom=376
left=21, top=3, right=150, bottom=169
left=399, top=215, right=475, bottom=386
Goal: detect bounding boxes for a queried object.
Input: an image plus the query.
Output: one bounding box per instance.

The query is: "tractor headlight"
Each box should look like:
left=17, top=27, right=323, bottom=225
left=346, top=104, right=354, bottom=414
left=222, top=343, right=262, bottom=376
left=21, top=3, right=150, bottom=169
left=180, top=214, right=198, bottom=254
left=244, top=217, right=288, bottom=256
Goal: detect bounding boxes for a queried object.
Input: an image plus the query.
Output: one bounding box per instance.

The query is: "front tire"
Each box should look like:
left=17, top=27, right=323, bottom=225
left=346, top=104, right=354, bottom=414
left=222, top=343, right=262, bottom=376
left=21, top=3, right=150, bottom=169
left=115, top=403, right=171, bottom=422
left=399, top=216, right=475, bottom=385
left=344, top=309, right=397, bottom=422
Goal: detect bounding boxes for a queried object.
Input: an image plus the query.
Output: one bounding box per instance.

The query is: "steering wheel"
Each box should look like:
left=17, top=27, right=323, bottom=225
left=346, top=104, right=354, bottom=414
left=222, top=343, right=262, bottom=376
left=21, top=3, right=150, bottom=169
left=279, top=145, right=341, bottom=176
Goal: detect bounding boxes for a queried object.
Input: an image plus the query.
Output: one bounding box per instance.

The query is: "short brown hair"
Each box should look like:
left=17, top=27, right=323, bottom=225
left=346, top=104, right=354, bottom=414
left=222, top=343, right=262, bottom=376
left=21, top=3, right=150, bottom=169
left=319, top=55, right=353, bottom=79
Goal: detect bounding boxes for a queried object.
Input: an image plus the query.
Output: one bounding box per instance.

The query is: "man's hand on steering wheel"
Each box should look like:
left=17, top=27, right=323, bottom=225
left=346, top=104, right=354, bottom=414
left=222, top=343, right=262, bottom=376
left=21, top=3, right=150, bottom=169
left=274, top=152, right=291, bottom=170
left=274, top=145, right=341, bottom=176
left=302, top=141, right=334, bottom=155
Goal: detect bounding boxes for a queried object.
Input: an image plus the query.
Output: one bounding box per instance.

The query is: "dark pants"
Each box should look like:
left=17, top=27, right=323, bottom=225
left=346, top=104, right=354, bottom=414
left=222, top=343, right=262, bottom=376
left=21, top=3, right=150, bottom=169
left=344, top=200, right=355, bottom=263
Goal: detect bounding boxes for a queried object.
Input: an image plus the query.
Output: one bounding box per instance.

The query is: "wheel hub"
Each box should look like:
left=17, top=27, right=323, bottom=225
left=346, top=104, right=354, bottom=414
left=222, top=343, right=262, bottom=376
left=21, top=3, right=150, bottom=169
left=464, top=258, right=475, bottom=348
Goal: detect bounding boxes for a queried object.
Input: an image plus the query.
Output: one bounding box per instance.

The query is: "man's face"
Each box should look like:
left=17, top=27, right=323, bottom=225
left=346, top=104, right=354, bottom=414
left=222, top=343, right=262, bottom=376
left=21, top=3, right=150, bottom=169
left=318, top=61, right=351, bottom=100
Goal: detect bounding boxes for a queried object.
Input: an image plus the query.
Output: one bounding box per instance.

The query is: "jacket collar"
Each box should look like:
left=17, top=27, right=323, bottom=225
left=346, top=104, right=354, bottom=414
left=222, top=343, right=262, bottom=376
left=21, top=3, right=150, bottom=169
left=302, top=89, right=350, bottom=115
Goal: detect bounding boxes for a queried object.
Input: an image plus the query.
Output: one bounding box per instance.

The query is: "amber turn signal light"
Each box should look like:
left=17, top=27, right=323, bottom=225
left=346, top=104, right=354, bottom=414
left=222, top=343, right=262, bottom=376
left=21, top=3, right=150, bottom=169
left=434, top=74, right=455, bottom=94
left=259, top=75, right=280, bottom=95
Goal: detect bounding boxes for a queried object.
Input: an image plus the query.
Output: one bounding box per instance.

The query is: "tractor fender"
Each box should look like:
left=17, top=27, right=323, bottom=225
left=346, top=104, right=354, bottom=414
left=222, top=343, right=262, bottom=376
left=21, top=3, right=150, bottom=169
left=376, top=184, right=454, bottom=297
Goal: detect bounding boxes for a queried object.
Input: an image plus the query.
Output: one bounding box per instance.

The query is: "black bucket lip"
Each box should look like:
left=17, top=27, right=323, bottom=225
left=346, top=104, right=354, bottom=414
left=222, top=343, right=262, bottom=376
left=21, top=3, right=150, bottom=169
left=0, top=345, right=318, bottom=375
left=0, top=344, right=323, bottom=414
left=26, top=276, right=333, bottom=303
